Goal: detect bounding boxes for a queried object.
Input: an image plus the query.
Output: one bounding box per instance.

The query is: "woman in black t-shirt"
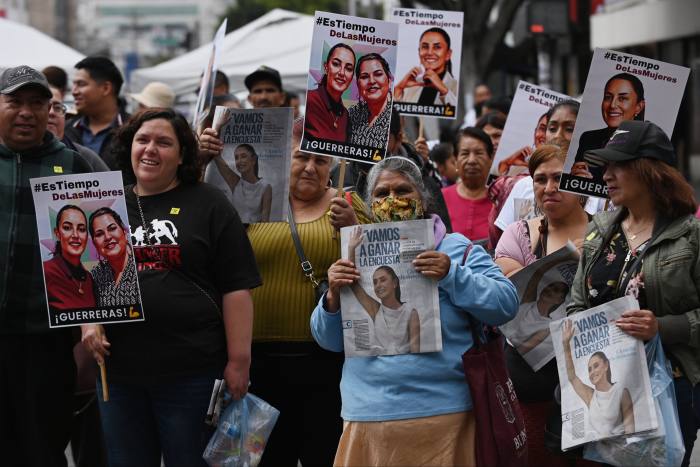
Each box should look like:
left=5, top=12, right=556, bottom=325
left=81, top=109, right=261, bottom=466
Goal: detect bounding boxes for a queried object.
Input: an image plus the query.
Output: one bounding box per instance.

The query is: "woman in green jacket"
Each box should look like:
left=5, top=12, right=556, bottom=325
left=567, top=120, right=700, bottom=467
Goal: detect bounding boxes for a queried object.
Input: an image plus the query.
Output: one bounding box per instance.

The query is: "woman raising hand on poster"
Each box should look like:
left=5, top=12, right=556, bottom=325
left=561, top=320, right=635, bottom=436
left=344, top=225, right=420, bottom=354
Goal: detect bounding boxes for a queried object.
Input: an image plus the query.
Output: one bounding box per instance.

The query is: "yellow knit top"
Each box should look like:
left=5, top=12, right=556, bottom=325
left=248, top=192, right=370, bottom=342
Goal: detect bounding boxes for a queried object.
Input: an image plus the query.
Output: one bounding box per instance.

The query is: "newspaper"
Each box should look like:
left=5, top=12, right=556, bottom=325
left=203, top=106, right=292, bottom=223
left=550, top=295, right=658, bottom=450
left=192, top=19, right=227, bottom=134
left=560, top=48, right=689, bottom=198
left=300, top=11, right=398, bottom=163
left=491, top=81, right=572, bottom=177
left=339, top=219, right=441, bottom=357
left=30, top=171, right=144, bottom=328
left=500, top=243, right=579, bottom=371
left=389, top=7, right=464, bottom=119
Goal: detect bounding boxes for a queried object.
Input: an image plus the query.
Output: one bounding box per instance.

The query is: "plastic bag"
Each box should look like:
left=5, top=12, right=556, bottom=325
left=203, top=391, right=280, bottom=467
left=583, top=335, right=685, bottom=467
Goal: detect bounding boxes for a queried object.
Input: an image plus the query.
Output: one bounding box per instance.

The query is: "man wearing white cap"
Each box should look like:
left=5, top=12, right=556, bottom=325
left=129, top=81, right=176, bottom=109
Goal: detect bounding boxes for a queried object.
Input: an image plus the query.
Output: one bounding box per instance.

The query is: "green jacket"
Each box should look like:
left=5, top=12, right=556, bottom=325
left=568, top=209, right=700, bottom=385
left=0, top=132, right=92, bottom=335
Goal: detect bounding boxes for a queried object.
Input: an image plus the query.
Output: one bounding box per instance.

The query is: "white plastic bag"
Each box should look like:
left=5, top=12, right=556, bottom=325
left=203, top=391, right=280, bottom=467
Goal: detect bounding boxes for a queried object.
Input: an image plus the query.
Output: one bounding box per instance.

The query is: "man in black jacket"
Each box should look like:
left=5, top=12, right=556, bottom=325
left=65, top=56, right=129, bottom=169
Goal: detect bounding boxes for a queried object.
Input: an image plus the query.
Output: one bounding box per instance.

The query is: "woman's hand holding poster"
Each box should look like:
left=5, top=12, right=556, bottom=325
left=31, top=171, right=144, bottom=328
left=550, top=296, right=657, bottom=450
left=339, top=219, right=441, bottom=357
left=301, top=11, right=398, bottom=163
left=560, top=48, right=689, bottom=198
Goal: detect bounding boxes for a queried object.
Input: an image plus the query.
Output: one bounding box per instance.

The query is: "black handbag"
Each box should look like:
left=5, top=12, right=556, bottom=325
left=287, top=206, right=328, bottom=302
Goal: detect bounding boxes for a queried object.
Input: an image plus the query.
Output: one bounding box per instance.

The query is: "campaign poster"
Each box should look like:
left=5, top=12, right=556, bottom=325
left=203, top=106, right=292, bottom=223
left=560, top=48, right=690, bottom=198
left=551, top=296, right=657, bottom=450
left=300, top=11, right=398, bottom=163
left=491, top=81, right=572, bottom=177
left=339, top=219, right=442, bottom=357
left=389, top=7, right=464, bottom=119
left=30, top=171, right=144, bottom=328
left=499, top=243, right=579, bottom=371
left=192, top=19, right=227, bottom=134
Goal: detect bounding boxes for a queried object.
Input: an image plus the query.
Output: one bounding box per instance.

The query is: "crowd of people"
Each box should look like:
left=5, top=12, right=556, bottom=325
left=1, top=52, right=700, bottom=467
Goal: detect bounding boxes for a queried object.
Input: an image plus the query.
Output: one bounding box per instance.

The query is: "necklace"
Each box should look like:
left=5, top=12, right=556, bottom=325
left=622, top=220, right=652, bottom=241
left=72, top=278, right=85, bottom=295
left=134, top=187, right=156, bottom=254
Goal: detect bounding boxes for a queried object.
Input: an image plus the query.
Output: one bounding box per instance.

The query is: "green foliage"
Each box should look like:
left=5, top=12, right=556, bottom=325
left=221, top=0, right=345, bottom=31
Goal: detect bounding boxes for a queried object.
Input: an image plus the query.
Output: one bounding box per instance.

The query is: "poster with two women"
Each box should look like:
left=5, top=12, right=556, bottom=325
left=301, top=11, right=398, bottom=163
left=338, top=219, right=441, bottom=357
left=31, top=171, right=143, bottom=328
left=389, top=7, right=464, bottom=119
left=560, top=48, right=689, bottom=198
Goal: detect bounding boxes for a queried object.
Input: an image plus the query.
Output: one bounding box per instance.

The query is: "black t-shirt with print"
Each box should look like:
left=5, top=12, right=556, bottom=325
left=105, top=182, right=262, bottom=383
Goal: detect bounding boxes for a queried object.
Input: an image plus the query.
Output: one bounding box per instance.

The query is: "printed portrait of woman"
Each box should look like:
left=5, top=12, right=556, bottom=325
left=574, top=73, right=646, bottom=169
left=89, top=207, right=140, bottom=307
left=394, top=27, right=457, bottom=107
left=43, top=204, right=96, bottom=310
left=348, top=53, right=394, bottom=150
left=304, top=42, right=356, bottom=143
left=212, top=143, right=272, bottom=223
left=345, top=226, right=420, bottom=355
left=562, top=320, right=635, bottom=438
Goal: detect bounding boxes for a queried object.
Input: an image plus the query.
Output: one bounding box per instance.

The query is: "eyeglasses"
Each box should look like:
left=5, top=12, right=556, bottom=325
left=50, top=102, right=67, bottom=115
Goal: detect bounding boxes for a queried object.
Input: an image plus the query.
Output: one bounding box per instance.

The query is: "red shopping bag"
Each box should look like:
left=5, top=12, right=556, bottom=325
left=462, top=323, right=528, bottom=467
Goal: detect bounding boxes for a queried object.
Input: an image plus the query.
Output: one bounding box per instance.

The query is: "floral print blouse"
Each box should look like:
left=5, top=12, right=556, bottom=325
left=587, top=225, right=648, bottom=309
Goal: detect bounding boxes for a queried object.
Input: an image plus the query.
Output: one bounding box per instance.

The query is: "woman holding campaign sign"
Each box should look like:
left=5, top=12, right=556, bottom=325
left=568, top=120, right=700, bottom=467
left=245, top=117, right=370, bottom=466
left=349, top=53, right=394, bottom=149
left=89, top=207, right=139, bottom=306
left=394, top=27, right=457, bottom=107
left=313, top=156, right=518, bottom=466
left=81, top=108, right=261, bottom=466
left=304, top=42, right=355, bottom=143
left=44, top=204, right=96, bottom=310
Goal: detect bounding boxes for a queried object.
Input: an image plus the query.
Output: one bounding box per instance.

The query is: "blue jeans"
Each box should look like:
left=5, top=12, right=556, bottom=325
left=97, top=371, right=219, bottom=467
left=674, top=377, right=700, bottom=467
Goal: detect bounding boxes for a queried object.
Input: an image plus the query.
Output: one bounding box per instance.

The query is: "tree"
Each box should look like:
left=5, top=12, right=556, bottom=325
left=399, top=0, right=524, bottom=129
left=221, top=0, right=345, bottom=31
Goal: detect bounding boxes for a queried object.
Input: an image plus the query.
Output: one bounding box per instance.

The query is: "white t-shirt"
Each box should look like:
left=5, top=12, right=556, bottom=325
left=588, top=382, right=626, bottom=438
left=495, top=176, right=608, bottom=231
left=231, top=178, right=270, bottom=224
left=372, top=302, right=414, bottom=354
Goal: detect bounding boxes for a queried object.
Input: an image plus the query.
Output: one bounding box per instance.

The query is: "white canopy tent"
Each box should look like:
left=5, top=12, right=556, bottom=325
left=130, top=9, right=314, bottom=97
left=0, top=18, right=85, bottom=73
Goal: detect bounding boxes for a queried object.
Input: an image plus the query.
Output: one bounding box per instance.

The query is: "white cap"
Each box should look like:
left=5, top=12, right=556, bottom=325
left=130, top=81, right=175, bottom=108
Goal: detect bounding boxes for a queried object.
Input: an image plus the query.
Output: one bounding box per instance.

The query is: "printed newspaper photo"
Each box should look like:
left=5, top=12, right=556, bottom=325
left=339, top=219, right=442, bottom=357
left=204, top=106, right=293, bottom=223
left=30, top=171, right=144, bottom=328
left=550, top=295, right=658, bottom=450
left=499, top=243, right=579, bottom=371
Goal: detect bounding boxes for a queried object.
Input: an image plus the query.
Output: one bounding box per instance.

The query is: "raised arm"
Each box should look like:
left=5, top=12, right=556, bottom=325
left=562, top=320, right=594, bottom=406
left=347, top=226, right=379, bottom=320
left=517, top=328, right=551, bottom=354
left=213, top=156, right=241, bottom=193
